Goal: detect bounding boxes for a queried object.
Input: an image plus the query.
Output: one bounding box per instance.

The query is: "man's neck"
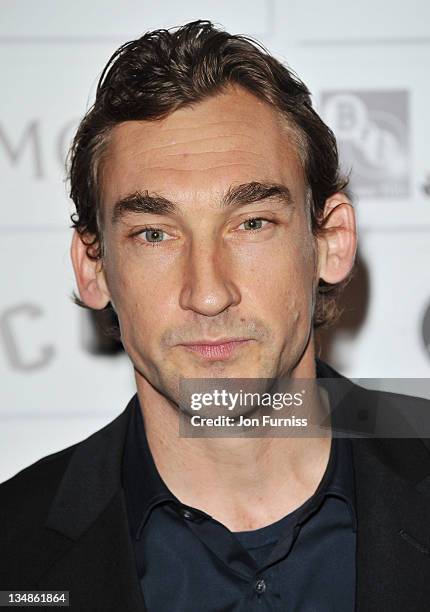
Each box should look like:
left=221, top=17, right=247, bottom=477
left=134, top=346, right=332, bottom=532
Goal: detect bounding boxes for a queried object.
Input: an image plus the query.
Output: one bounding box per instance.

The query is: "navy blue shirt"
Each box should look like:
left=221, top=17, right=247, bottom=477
left=122, top=387, right=357, bottom=611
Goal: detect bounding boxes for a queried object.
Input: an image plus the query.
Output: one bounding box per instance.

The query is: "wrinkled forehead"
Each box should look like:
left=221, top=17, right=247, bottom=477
left=99, top=86, right=307, bottom=220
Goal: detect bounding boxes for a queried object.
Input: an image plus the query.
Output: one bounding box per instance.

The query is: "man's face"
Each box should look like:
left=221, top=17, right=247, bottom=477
left=99, top=86, right=317, bottom=401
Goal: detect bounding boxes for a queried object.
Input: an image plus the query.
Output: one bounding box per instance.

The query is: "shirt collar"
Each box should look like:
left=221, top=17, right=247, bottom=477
left=315, top=357, right=357, bottom=530
left=315, top=434, right=357, bottom=532
left=122, top=393, right=176, bottom=540
left=122, top=359, right=357, bottom=539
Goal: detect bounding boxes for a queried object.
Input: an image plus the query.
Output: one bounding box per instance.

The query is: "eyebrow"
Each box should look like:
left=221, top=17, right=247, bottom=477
left=110, top=181, right=293, bottom=226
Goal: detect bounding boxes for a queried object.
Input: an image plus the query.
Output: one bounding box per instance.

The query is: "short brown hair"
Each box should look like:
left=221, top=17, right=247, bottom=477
left=68, top=19, right=353, bottom=337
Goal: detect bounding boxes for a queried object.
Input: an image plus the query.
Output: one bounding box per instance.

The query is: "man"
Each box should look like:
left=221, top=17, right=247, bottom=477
left=1, top=20, right=430, bottom=612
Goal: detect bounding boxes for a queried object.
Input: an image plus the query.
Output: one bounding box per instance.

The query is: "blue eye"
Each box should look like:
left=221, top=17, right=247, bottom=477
left=133, top=227, right=175, bottom=244
left=143, top=228, right=164, bottom=242
left=240, top=218, right=269, bottom=231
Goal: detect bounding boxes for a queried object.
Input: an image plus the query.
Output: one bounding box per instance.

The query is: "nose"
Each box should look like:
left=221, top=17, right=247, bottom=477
left=179, top=238, right=241, bottom=317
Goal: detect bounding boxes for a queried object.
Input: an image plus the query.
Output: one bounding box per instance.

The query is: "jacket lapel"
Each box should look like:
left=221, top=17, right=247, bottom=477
left=38, top=490, right=145, bottom=611
left=317, top=359, right=430, bottom=611
left=353, top=435, right=430, bottom=612
left=36, top=395, right=146, bottom=611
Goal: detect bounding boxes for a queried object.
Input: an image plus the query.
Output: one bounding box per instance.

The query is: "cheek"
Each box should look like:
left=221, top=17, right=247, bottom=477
left=103, top=249, right=177, bottom=343
left=238, top=233, right=315, bottom=323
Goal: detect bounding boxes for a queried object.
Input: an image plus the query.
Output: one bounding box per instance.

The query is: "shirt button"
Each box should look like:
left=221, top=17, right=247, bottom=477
left=180, top=508, right=195, bottom=521
left=254, top=578, right=266, bottom=594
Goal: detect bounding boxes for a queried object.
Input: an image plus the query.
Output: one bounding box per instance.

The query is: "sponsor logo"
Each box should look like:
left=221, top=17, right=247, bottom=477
left=321, top=90, right=410, bottom=198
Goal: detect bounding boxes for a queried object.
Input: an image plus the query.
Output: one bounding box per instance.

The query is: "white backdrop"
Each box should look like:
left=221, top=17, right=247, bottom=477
left=1, top=0, right=430, bottom=482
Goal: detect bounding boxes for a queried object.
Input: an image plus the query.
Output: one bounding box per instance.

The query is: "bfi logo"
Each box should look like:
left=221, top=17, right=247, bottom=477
left=320, top=90, right=410, bottom=199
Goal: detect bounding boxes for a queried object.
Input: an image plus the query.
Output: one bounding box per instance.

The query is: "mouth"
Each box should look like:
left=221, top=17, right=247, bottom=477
left=178, top=338, right=253, bottom=361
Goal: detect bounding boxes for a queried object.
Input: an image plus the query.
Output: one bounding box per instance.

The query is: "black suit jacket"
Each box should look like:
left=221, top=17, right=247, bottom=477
left=2, top=360, right=430, bottom=611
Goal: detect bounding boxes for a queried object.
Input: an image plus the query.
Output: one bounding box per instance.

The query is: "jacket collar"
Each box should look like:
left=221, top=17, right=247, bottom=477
left=45, top=394, right=135, bottom=540
left=40, top=395, right=146, bottom=610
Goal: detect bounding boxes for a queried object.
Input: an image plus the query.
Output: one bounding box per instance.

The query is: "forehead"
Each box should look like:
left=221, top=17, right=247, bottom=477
left=100, top=85, right=306, bottom=215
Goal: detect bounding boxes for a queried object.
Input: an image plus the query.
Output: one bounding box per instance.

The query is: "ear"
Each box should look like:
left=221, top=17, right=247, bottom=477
left=70, top=230, right=111, bottom=309
left=317, top=192, right=357, bottom=284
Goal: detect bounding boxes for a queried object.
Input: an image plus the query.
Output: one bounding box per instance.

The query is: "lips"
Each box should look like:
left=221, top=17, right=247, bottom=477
left=179, top=338, right=252, bottom=360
